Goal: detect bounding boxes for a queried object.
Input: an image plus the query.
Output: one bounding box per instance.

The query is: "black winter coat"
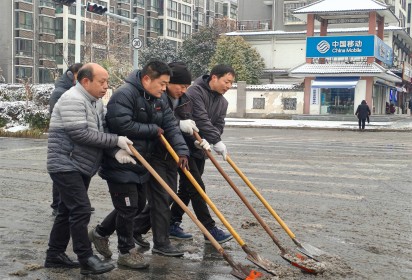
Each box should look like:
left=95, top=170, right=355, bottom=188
left=151, top=93, right=197, bottom=160
left=49, top=71, right=74, bottom=115
left=99, top=70, right=189, bottom=184
left=186, top=75, right=228, bottom=159
left=355, top=104, right=371, bottom=120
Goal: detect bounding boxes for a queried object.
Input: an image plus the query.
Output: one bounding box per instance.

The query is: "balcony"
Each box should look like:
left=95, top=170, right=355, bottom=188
left=237, top=20, right=271, bottom=31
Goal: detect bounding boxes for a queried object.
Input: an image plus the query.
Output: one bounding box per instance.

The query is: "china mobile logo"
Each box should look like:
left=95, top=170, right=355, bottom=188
left=317, top=40, right=330, bottom=54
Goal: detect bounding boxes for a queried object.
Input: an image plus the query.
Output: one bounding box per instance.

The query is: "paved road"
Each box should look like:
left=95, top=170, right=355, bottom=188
left=0, top=128, right=411, bottom=279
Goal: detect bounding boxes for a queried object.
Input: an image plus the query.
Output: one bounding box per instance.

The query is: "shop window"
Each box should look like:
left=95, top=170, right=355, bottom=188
left=253, top=98, right=265, bottom=109
left=282, top=98, right=297, bottom=110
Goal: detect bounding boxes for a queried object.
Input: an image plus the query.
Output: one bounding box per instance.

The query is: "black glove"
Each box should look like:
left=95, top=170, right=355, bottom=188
left=178, top=155, right=189, bottom=170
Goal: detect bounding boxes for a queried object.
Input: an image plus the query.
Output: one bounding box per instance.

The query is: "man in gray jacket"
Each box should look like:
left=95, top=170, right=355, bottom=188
left=45, top=63, right=132, bottom=275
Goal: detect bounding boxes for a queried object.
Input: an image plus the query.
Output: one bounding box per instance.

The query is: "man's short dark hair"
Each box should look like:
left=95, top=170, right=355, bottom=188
left=210, top=64, right=236, bottom=79
left=141, top=60, right=172, bottom=80
left=77, top=64, right=94, bottom=83
left=68, top=63, right=83, bottom=74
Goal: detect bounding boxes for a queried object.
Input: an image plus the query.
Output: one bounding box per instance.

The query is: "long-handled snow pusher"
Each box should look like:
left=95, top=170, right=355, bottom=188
left=225, top=154, right=326, bottom=260
left=128, top=145, right=261, bottom=279
left=159, top=135, right=276, bottom=277
left=193, top=132, right=321, bottom=274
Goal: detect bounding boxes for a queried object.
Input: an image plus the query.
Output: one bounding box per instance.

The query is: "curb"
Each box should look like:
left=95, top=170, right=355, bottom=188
left=225, top=124, right=412, bottom=132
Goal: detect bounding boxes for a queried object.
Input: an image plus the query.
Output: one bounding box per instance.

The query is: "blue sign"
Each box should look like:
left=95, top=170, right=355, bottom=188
left=374, top=36, right=393, bottom=66
left=306, top=35, right=375, bottom=58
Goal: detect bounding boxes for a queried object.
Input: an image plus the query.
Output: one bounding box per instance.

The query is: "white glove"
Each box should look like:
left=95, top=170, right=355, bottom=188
left=213, top=141, right=227, bottom=160
left=117, top=136, right=133, bottom=155
left=179, top=119, right=199, bottom=135
left=194, top=139, right=211, bottom=151
left=115, top=149, right=136, bottom=164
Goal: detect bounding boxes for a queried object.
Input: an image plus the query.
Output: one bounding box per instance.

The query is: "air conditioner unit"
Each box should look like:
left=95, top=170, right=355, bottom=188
left=19, top=51, right=24, bottom=56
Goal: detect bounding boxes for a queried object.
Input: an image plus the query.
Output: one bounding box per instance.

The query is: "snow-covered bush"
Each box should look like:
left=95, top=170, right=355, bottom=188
left=0, top=84, right=54, bottom=130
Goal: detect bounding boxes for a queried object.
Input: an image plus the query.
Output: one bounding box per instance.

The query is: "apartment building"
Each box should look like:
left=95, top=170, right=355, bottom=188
left=0, top=0, right=238, bottom=84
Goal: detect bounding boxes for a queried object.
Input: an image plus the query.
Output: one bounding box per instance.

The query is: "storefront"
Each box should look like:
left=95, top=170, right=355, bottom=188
left=311, top=77, right=358, bottom=115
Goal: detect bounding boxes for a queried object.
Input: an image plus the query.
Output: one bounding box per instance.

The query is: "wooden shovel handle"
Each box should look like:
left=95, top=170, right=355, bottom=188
left=159, top=135, right=245, bottom=246
left=128, top=144, right=224, bottom=252
left=226, top=155, right=296, bottom=240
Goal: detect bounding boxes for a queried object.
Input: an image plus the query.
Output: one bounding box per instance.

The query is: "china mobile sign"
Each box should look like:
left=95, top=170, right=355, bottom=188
left=306, top=35, right=393, bottom=66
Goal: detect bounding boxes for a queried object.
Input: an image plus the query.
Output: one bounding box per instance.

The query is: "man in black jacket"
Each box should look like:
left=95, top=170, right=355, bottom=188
left=355, top=100, right=371, bottom=130
left=169, top=64, right=235, bottom=244
left=48, top=63, right=85, bottom=216
left=132, top=62, right=210, bottom=256
left=88, top=60, right=190, bottom=269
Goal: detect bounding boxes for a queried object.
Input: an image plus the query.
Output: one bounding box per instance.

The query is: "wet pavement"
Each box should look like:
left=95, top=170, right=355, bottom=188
left=0, top=128, right=411, bottom=279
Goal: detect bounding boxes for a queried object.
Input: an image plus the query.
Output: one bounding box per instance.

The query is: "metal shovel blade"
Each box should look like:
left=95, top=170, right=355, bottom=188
left=297, top=241, right=327, bottom=259
left=281, top=250, right=325, bottom=275
left=230, top=262, right=264, bottom=279
left=246, top=251, right=278, bottom=276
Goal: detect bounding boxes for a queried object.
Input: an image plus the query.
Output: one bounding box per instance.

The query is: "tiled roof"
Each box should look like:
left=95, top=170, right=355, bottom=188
left=289, top=62, right=401, bottom=83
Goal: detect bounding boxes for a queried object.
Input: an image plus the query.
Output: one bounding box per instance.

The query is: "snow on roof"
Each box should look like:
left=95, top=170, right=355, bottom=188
left=232, top=83, right=300, bottom=90
left=225, top=26, right=403, bottom=37
left=293, top=0, right=389, bottom=14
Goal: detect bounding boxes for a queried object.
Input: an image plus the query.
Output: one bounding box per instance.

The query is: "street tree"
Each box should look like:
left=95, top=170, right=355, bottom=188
left=139, top=38, right=180, bottom=68
left=209, top=36, right=265, bottom=84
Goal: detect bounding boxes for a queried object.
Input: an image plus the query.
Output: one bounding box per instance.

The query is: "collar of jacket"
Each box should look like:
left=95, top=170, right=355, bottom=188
left=75, top=83, right=99, bottom=103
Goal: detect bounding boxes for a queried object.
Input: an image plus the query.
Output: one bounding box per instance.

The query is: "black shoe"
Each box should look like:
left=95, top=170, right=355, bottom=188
left=152, top=244, right=184, bottom=257
left=51, top=208, right=58, bottom=216
left=91, top=207, right=95, bottom=212
left=80, top=255, right=115, bottom=275
left=133, top=234, right=150, bottom=248
left=44, top=252, right=80, bottom=268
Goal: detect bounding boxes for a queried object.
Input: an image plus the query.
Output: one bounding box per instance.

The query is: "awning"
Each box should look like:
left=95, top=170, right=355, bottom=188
left=311, top=77, right=359, bottom=89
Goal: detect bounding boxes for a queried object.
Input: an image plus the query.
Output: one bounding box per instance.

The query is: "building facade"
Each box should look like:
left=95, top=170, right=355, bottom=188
left=232, top=0, right=412, bottom=115
left=0, top=0, right=238, bottom=84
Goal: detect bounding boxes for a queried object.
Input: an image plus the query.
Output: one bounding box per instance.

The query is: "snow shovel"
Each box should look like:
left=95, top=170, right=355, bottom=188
left=193, top=132, right=320, bottom=274
left=159, top=135, right=276, bottom=276
left=225, top=154, right=325, bottom=260
left=128, top=144, right=260, bottom=280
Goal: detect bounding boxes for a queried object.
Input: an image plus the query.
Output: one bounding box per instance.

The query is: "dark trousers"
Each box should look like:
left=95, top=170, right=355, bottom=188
left=134, top=157, right=177, bottom=247
left=358, top=118, right=366, bottom=130
left=50, top=183, right=59, bottom=210
left=170, top=157, right=215, bottom=230
left=47, top=172, right=93, bottom=263
left=96, top=182, right=146, bottom=254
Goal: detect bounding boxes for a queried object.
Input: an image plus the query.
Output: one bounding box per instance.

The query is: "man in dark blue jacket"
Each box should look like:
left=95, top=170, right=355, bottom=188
left=88, top=60, right=189, bottom=269
left=169, top=64, right=235, bottom=244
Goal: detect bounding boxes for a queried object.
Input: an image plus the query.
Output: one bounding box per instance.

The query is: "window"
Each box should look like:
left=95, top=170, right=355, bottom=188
left=39, top=68, right=54, bottom=83
left=118, top=0, right=130, bottom=3
left=137, top=14, right=144, bottom=28
left=284, top=1, right=307, bottom=24
left=15, top=11, right=33, bottom=30
left=168, top=0, right=178, bottom=19
left=148, top=18, right=159, bottom=33
left=40, top=16, right=55, bottom=34
left=134, top=0, right=144, bottom=8
left=39, top=42, right=55, bottom=60
left=15, top=67, right=33, bottom=82
left=182, top=4, right=191, bottom=22
left=182, top=24, right=191, bottom=39
left=117, top=9, right=130, bottom=18
left=55, top=18, right=63, bottom=39
left=55, top=4, right=63, bottom=13
left=15, top=39, right=33, bottom=56
left=39, top=0, right=55, bottom=8
left=56, top=44, right=63, bottom=64
left=68, top=43, right=75, bottom=65
left=167, top=19, right=177, bottom=38
left=68, top=18, right=76, bottom=40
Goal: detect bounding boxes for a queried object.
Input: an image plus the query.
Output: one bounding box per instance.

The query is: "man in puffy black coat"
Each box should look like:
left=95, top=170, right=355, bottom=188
left=89, top=60, right=189, bottom=269
left=48, top=63, right=83, bottom=216
left=355, top=100, right=371, bottom=130
left=132, top=62, right=209, bottom=256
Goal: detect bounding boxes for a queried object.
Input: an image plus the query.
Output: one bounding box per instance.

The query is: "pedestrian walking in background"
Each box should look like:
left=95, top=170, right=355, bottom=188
left=169, top=64, right=235, bottom=244
left=45, top=63, right=133, bottom=275
left=133, top=62, right=210, bottom=256
left=355, top=100, right=371, bottom=131
left=88, top=60, right=189, bottom=269
left=48, top=63, right=96, bottom=216
left=408, top=98, right=412, bottom=115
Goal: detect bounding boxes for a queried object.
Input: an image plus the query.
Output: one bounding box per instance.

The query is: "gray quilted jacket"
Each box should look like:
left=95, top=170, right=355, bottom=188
left=47, top=83, right=119, bottom=177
